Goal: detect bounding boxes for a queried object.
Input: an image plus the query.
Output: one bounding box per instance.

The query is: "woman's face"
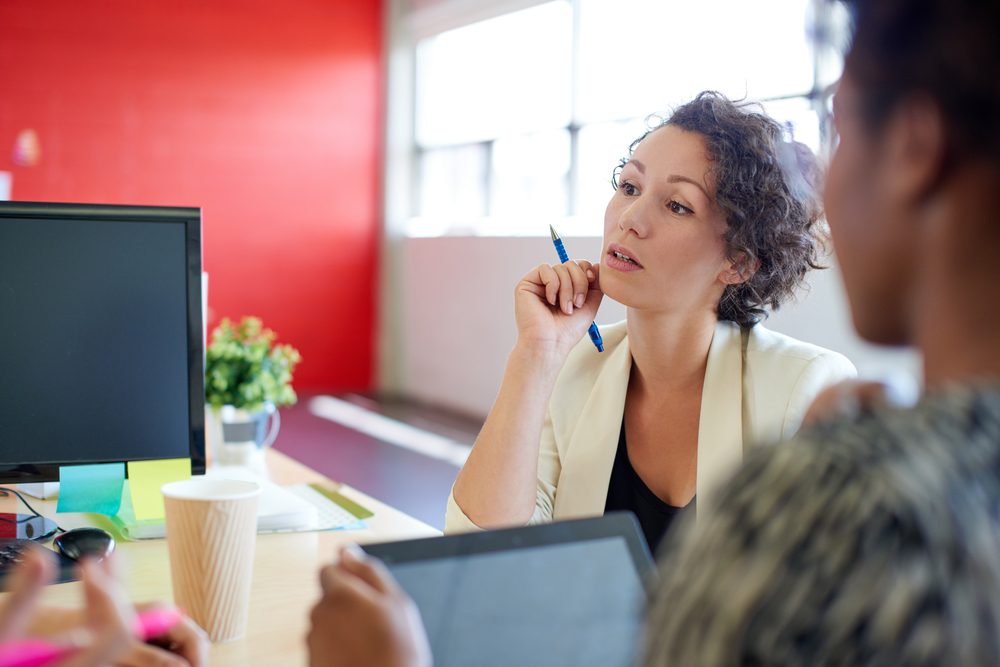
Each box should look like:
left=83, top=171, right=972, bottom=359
left=601, top=125, right=733, bottom=316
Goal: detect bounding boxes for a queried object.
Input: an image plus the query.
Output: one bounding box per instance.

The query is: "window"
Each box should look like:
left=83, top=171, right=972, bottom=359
left=405, top=0, right=845, bottom=237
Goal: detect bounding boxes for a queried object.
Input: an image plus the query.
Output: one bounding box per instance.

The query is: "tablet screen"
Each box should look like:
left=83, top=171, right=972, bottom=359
left=385, top=535, right=646, bottom=667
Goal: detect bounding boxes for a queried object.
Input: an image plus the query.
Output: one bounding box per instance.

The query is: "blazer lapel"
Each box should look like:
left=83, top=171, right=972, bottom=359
left=552, top=335, right=632, bottom=519
left=696, top=321, right=744, bottom=518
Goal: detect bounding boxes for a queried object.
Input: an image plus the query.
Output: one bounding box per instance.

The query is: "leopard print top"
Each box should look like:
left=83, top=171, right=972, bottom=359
left=643, top=383, right=1000, bottom=667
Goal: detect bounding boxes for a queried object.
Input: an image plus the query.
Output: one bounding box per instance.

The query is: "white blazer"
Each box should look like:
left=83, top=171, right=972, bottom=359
left=445, top=320, right=857, bottom=533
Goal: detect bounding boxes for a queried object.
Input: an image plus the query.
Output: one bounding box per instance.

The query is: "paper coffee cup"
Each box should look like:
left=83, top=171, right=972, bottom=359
left=161, top=479, right=261, bottom=643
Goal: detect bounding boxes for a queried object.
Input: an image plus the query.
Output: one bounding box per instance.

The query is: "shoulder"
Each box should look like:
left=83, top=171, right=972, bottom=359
left=742, top=325, right=857, bottom=442
left=748, top=325, right=853, bottom=366
left=746, top=325, right=857, bottom=381
left=751, top=385, right=1000, bottom=488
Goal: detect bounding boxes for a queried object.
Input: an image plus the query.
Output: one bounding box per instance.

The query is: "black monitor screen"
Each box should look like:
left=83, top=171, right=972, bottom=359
left=0, top=203, right=204, bottom=478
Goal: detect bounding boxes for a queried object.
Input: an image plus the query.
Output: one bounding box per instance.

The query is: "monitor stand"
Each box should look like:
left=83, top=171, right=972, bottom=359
left=17, top=481, right=60, bottom=499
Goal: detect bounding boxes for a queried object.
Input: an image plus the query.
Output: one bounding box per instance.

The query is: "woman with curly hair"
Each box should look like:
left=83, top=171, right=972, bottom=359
left=445, top=92, right=856, bottom=553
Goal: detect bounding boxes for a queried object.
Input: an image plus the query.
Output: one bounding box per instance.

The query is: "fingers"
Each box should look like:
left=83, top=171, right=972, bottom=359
left=317, top=546, right=405, bottom=611
left=537, top=264, right=560, bottom=310
left=151, top=612, right=209, bottom=667
left=533, top=261, right=597, bottom=315
left=802, top=379, right=916, bottom=427
left=318, top=563, right=378, bottom=604
left=337, top=546, right=403, bottom=598
left=57, top=557, right=134, bottom=667
left=0, top=545, right=56, bottom=641
left=130, top=603, right=210, bottom=667
left=563, top=261, right=592, bottom=313
left=309, top=548, right=431, bottom=667
left=117, top=641, right=191, bottom=667
left=81, top=556, right=134, bottom=636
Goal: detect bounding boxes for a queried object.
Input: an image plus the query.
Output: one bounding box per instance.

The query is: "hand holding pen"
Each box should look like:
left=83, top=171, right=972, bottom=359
left=510, top=228, right=603, bottom=358
left=550, top=226, right=603, bottom=352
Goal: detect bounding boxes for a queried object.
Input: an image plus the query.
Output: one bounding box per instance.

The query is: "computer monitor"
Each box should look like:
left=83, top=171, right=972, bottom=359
left=0, top=201, right=206, bottom=483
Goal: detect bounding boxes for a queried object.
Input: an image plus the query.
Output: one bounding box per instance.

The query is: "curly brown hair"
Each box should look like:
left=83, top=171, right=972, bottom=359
left=613, top=92, right=825, bottom=327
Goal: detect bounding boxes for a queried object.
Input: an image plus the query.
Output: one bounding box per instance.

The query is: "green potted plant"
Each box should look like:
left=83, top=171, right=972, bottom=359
left=205, top=316, right=301, bottom=471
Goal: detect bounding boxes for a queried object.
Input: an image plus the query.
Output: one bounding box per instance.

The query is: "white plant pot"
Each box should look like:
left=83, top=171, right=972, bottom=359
left=205, top=402, right=280, bottom=478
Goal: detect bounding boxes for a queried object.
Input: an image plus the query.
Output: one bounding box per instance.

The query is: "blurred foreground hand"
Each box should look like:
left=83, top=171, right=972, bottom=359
left=803, top=376, right=920, bottom=427
left=5, top=545, right=210, bottom=667
left=1, top=545, right=133, bottom=667
left=309, top=544, right=431, bottom=667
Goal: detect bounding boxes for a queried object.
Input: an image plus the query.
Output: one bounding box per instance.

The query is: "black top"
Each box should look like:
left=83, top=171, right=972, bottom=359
left=604, top=420, right=693, bottom=556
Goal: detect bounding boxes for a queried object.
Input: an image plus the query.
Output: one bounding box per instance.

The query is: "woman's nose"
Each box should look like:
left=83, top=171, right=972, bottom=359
left=619, top=196, right=651, bottom=238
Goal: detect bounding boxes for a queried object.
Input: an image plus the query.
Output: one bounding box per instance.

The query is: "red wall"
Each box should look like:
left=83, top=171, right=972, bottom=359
left=0, top=0, right=383, bottom=392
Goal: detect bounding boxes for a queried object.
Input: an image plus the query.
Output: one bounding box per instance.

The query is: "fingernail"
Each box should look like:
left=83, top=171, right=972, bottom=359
left=587, top=270, right=594, bottom=280
left=575, top=295, right=585, bottom=308
left=566, top=303, right=573, bottom=315
left=342, top=543, right=365, bottom=561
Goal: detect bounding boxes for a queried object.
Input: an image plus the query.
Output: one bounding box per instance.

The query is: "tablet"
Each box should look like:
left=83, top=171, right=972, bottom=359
left=362, top=512, right=655, bottom=667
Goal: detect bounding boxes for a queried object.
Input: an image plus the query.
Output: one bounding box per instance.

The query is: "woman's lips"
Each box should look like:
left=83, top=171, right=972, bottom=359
left=606, top=243, right=643, bottom=272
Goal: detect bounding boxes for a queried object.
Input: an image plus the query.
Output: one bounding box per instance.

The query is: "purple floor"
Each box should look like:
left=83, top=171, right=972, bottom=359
left=271, top=398, right=466, bottom=531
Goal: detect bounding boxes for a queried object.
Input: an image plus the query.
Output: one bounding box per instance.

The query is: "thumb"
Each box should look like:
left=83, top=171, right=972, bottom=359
left=60, top=557, right=135, bottom=667
left=582, top=264, right=604, bottom=315
left=338, top=545, right=402, bottom=597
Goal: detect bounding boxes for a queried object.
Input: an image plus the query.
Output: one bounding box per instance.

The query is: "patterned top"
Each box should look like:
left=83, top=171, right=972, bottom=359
left=643, top=383, right=1000, bottom=667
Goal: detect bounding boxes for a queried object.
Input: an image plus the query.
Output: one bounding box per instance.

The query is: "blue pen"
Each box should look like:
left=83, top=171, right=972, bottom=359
left=549, top=225, right=604, bottom=353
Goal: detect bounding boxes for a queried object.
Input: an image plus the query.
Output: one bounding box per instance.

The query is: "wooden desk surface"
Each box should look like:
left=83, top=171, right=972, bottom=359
left=0, top=449, right=441, bottom=666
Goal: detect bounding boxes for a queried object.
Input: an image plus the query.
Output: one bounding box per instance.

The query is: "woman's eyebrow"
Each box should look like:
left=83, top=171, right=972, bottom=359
left=625, top=160, right=710, bottom=201
left=667, top=174, right=710, bottom=200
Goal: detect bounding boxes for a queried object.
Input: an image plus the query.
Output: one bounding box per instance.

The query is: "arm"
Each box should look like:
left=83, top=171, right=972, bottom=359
left=450, top=260, right=603, bottom=528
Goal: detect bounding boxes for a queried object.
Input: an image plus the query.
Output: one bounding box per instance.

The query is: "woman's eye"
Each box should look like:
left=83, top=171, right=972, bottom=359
left=669, top=200, right=693, bottom=215
left=621, top=182, right=638, bottom=196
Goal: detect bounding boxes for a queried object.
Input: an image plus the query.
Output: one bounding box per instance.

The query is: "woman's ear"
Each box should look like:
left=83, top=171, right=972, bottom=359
left=720, top=252, right=759, bottom=285
left=883, top=94, right=947, bottom=204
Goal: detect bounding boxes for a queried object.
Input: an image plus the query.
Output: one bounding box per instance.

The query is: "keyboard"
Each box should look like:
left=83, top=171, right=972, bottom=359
left=0, top=538, right=80, bottom=587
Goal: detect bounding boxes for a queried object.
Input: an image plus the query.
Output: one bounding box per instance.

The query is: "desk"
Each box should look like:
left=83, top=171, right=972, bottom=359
left=0, top=449, right=440, bottom=666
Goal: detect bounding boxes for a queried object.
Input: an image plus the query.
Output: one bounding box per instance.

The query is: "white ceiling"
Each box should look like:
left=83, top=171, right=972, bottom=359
left=409, top=0, right=553, bottom=39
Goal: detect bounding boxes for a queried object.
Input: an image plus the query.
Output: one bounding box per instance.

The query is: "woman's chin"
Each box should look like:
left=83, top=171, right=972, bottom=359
left=598, top=272, right=638, bottom=308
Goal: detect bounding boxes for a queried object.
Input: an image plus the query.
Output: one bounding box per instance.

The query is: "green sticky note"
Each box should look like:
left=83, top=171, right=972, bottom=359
left=127, top=458, right=191, bottom=520
left=57, top=463, right=125, bottom=515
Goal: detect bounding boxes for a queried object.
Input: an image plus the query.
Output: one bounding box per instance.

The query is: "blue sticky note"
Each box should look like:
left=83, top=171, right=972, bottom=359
left=57, top=463, right=125, bottom=515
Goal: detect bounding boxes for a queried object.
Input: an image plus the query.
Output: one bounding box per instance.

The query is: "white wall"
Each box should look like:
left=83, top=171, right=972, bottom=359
left=397, top=236, right=622, bottom=417
left=394, top=235, right=921, bottom=418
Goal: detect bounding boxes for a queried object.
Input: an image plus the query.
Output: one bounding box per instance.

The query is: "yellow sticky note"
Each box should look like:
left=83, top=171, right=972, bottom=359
left=127, top=458, right=191, bottom=520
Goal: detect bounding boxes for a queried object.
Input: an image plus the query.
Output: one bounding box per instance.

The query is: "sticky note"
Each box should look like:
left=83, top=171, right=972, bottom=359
left=127, top=458, right=191, bottom=521
left=57, top=463, right=125, bottom=515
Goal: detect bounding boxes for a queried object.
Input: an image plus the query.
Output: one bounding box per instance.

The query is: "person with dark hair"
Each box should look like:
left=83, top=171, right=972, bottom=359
left=445, top=91, right=855, bottom=554
left=644, top=0, right=1000, bottom=660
